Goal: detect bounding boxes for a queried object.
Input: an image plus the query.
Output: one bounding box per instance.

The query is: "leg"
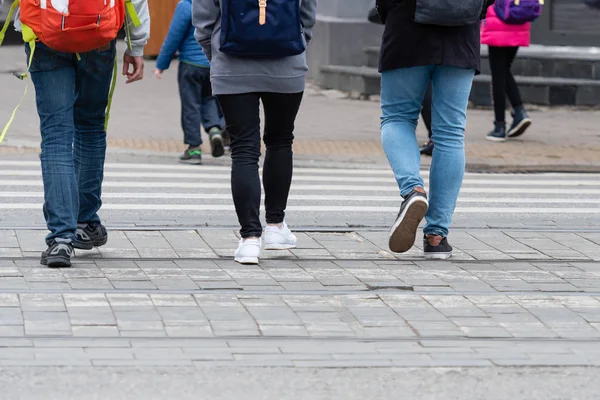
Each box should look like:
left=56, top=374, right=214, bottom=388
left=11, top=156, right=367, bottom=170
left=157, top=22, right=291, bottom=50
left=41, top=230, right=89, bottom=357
left=198, top=67, right=224, bottom=132
left=261, top=92, right=304, bottom=225
left=73, top=41, right=116, bottom=226
left=504, top=47, right=523, bottom=108
left=216, top=93, right=263, bottom=239
left=28, top=43, right=79, bottom=246
left=425, top=65, right=475, bottom=238
left=488, top=46, right=508, bottom=123
left=178, top=62, right=204, bottom=147
left=380, top=66, right=431, bottom=197
left=421, top=81, right=433, bottom=139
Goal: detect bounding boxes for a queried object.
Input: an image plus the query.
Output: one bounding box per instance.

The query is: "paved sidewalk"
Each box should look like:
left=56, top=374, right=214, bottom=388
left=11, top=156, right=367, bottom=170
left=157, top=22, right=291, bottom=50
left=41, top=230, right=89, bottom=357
left=1, top=227, right=600, bottom=368
left=1, top=44, right=599, bottom=172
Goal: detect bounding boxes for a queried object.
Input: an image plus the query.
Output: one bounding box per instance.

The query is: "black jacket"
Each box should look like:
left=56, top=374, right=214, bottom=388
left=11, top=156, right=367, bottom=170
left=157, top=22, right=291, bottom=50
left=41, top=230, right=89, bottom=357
left=376, top=0, right=494, bottom=74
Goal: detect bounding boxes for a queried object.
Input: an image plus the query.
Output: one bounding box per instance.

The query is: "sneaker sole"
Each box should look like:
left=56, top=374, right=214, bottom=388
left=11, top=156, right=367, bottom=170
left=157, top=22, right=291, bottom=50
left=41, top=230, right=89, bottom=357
left=72, top=237, right=107, bottom=251
left=508, top=119, right=532, bottom=138
left=235, top=256, right=259, bottom=265
left=44, top=256, right=71, bottom=268
left=179, top=158, right=203, bottom=165
left=389, top=197, right=428, bottom=253
left=263, top=243, right=297, bottom=250
left=211, top=134, right=225, bottom=158
left=424, top=252, right=453, bottom=260
left=486, top=136, right=507, bottom=142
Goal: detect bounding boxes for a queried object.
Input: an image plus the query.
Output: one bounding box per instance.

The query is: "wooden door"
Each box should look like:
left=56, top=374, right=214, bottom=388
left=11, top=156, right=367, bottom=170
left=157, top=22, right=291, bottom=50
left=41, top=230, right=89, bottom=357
left=144, top=0, right=180, bottom=57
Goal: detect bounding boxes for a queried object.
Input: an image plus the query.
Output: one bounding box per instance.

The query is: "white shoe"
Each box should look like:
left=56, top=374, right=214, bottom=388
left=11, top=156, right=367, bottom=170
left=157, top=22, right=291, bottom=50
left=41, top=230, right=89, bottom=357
left=234, top=238, right=261, bottom=264
left=263, top=222, right=297, bottom=250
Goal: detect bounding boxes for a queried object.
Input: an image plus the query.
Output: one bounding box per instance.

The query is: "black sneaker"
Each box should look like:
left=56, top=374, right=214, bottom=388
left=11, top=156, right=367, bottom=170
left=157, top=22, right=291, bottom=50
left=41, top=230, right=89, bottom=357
left=209, top=127, right=225, bottom=158
left=508, top=106, right=532, bottom=138
left=423, top=236, right=453, bottom=260
left=180, top=146, right=202, bottom=165
left=486, top=121, right=507, bottom=142
left=73, top=223, right=108, bottom=250
left=41, top=242, right=73, bottom=268
left=389, top=189, right=429, bottom=253
left=420, top=141, right=434, bottom=156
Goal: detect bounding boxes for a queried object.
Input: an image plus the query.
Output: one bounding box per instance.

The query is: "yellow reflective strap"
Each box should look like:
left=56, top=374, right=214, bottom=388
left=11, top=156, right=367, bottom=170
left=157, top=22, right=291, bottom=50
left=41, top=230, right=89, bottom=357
left=0, top=0, right=20, bottom=46
left=75, top=53, right=81, bottom=61
left=125, top=0, right=142, bottom=27
left=104, top=55, right=118, bottom=131
left=0, top=40, right=35, bottom=145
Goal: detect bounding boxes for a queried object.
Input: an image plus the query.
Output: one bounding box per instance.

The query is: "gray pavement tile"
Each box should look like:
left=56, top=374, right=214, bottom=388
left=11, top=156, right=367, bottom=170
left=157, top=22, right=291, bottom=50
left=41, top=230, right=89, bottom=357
left=0, top=359, right=92, bottom=366
left=0, top=326, right=25, bottom=337
left=68, top=278, right=114, bottom=290
left=92, top=359, right=192, bottom=366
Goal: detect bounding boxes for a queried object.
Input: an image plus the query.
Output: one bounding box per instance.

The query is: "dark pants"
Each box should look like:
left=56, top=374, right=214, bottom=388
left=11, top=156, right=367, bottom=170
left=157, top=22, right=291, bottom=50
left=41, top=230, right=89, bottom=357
left=27, top=41, right=115, bottom=245
left=422, top=82, right=433, bottom=139
left=488, top=46, right=523, bottom=123
left=177, top=62, right=223, bottom=146
left=216, top=92, right=304, bottom=238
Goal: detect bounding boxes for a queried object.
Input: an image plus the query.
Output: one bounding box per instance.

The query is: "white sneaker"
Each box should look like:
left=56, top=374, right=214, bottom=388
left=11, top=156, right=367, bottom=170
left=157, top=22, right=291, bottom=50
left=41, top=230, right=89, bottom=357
left=234, top=238, right=261, bottom=264
left=263, top=222, right=297, bottom=250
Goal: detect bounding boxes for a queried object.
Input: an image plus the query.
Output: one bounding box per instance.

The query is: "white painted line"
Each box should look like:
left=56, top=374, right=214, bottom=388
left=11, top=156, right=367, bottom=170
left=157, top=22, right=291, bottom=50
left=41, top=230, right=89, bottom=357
left=3, top=180, right=600, bottom=194
left=0, top=192, right=599, bottom=204
left=0, top=203, right=598, bottom=213
left=0, top=161, right=598, bottom=178
left=3, top=170, right=600, bottom=186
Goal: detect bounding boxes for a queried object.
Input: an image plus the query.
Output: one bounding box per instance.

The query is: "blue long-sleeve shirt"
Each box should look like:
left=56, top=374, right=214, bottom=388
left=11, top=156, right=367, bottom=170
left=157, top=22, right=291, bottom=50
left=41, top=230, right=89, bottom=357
left=156, top=0, right=209, bottom=70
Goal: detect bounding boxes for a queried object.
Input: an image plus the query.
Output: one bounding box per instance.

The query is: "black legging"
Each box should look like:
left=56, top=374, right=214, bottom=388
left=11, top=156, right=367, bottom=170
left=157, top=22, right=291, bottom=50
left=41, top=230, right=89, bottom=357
left=217, top=92, right=304, bottom=239
left=488, top=46, right=523, bottom=123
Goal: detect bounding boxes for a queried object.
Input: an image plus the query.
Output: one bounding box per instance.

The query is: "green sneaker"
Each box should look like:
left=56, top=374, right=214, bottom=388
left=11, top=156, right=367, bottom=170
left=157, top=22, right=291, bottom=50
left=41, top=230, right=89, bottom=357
left=208, top=127, right=225, bottom=158
left=179, top=146, right=202, bottom=164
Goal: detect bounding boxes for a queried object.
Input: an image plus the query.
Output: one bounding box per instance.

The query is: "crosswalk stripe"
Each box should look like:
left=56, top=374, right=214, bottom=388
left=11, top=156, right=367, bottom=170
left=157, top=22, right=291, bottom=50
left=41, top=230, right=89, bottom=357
left=2, top=180, right=600, bottom=194
left=2, top=170, right=600, bottom=186
left=0, top=192, right=597, bottom=204
left=0, top=160, right=598, bottom=178
left=0, top=161, right=598, bottom=215
left=0, top=203, right=595, bottom=213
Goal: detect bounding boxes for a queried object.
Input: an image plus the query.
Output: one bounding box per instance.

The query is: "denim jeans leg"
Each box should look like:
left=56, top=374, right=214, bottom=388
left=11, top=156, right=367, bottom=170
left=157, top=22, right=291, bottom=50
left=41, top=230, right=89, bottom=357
left=380, top=66, right=431, bottom=197
left=73, top=41, right=115, bottom=225
left=28, top=43, right=79, bottom=245
left=424, top=66, right=475, bottom=237
left=178, top=62, right=204, bottom=146
left=198, top=67, right=223, bottom=131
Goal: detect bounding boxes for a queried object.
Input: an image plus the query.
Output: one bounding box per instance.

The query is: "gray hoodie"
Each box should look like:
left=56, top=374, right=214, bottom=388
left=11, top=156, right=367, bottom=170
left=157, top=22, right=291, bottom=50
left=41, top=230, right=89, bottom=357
left=193, top=0, right=317, bottom=95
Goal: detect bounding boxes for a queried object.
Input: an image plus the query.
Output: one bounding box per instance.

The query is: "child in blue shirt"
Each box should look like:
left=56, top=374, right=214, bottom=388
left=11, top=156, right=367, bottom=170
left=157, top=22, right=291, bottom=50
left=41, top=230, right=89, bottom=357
left=155, top=0, right=225, bottom=164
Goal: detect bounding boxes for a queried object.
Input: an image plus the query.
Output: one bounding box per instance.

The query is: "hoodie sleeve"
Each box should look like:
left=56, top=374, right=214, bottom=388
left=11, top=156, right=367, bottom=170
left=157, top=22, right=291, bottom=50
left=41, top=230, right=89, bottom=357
left=192, top=0, right=220, bottom=61
left=125, top=0, right=151, bottom=57
left=155, top=1, right=190, bottom=70
left=300, top=0, right=317, bottom=43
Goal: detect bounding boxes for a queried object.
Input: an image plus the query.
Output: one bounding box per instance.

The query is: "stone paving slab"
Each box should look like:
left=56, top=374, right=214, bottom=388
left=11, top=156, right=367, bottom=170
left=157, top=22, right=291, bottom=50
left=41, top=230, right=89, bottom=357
left=0, top=337, right=598, bottom=367
left=2, top=229, right=600, bottom=263
left=1, top=292, right=600, bottom=341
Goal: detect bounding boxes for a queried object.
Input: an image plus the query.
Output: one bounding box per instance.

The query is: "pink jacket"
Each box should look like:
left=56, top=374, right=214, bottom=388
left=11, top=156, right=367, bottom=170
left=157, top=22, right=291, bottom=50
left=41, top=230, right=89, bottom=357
left=481, top=6, right=531, bottom=47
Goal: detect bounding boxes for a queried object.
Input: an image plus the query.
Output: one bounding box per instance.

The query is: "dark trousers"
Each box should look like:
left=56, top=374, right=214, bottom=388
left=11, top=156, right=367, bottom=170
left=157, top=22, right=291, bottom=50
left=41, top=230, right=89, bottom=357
left=177, top=62, right=223, bottom=147
left=216, top=92, right=304, bottom=238
left=488, top=46, right=523, bottom=123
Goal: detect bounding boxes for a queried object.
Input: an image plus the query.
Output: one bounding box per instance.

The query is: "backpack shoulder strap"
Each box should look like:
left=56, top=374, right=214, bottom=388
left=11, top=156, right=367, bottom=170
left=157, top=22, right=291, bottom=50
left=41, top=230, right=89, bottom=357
left=0, top=0, right=20, bottom=46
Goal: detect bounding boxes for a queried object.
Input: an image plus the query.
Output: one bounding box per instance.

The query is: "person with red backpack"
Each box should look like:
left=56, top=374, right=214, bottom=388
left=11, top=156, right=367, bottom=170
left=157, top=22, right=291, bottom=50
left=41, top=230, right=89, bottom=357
left=5, top=0, right=149, bottom=267
left=482, top=0, right=542, bottom=141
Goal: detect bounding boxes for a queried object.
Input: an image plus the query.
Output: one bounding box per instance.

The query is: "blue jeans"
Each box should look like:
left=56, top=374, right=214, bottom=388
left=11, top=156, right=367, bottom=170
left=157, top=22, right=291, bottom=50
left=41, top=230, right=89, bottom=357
left=26, top=41, right=115, bottom=245
left=380, top=65, right=475, bottom=238
left=178, top=62, right=224, bottom=147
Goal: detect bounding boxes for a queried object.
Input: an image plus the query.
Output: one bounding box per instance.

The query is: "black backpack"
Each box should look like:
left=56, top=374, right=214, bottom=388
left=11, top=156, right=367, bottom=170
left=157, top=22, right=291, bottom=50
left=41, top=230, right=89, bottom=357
left=414, top=0, right=488, bottom=26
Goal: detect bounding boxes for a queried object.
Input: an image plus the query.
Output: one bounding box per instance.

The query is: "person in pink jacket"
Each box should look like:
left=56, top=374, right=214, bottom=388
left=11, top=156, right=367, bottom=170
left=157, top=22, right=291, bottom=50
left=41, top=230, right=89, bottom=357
left=481, top=5, right=533, bottom=141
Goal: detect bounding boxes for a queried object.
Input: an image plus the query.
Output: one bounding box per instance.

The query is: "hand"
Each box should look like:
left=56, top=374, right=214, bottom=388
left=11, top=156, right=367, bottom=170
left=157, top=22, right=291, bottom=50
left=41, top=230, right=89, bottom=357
left=154, top=69, right=163, bottom=79
left=123, top=54, right=144, bottom=84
